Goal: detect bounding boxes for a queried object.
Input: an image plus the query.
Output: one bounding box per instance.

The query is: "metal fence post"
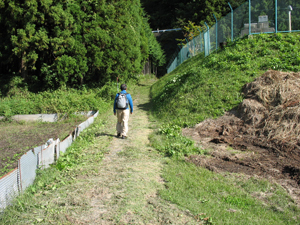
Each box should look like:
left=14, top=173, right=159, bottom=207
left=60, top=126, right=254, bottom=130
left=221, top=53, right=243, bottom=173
left=165, top=0, right=300, bottom=73
left=275, top=0, right=278, bottom=33
left=203, top=25, right=207, bottom=56
left=180, top=42, right=183, bottom=64
left=192, top=35, right=195, bottom=56
left=204, top=22, right=210, bottom=57
left=177, top=46, right=180, bottom=66
left=213, top=14, right=218, bottom=50
left=249, top=0, right=251, bottom=35
left=289, top=5, right=293, bottom=32
left=228, top=2, right=233, bottom=41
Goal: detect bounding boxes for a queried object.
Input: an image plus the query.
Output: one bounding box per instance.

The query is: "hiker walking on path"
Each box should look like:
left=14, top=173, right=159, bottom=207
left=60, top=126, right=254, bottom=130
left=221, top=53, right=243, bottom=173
left=113, top=84, right=133, bottom=139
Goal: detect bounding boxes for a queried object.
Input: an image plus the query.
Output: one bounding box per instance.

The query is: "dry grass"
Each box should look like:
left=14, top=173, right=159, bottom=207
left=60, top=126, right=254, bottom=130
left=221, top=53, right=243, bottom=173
left=242, top=70, right=300, bottom=148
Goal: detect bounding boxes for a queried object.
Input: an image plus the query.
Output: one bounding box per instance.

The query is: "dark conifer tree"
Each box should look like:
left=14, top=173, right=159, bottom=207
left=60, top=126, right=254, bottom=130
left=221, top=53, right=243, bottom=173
left=0, top=0, right=165, bottom=90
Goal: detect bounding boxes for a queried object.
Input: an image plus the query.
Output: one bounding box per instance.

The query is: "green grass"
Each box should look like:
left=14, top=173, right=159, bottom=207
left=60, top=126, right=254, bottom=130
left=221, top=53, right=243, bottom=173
left=1, top=30, right=300, bottom=223
left=149, top=124, right=299, bottom=223
left=149, top=32, right=300, bottom=224
left=160, top=160, right=299, bottom=224
left=0, top=76, right=115, bottom=117
left=149, top=123, right=202, bottom=158
left=0, top=115, right=109, bottom=224
left=0, top=75, right=169, bottom=224
left=151, top=33, right=300, bottom=127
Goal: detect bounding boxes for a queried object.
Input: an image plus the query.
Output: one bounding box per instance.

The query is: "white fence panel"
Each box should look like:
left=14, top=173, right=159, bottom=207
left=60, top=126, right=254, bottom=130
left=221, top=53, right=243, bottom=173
left=88, top=116, right=94, bottom=126
left=93, top=111, right=99, bottom=118
left=73, top=112, right=97, bottom=139
left=0, top=110, right=99, bottom=212
left=77, top=121, right=86, bottom=136
left=18, top=150, right=37, bottom=191
left=59, top=134, right=73, bottom=154
left=38, top=143, right=55, bottom=169
left=34, top=145, right=42, bottom=155
left=0, top=169, right=19, bottom=212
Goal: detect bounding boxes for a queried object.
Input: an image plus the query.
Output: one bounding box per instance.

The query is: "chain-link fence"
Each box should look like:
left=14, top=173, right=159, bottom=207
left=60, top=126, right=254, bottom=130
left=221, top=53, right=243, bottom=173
left=0, top=111, right=99, bottom=212
left=167, top=0, right=300, bottom=73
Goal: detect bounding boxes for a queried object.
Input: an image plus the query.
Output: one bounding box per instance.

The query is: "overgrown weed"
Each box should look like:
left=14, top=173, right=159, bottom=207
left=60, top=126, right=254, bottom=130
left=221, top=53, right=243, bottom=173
left=0, top=82, right=113, bottom=117
left=150, top=124, right=201, bottom=158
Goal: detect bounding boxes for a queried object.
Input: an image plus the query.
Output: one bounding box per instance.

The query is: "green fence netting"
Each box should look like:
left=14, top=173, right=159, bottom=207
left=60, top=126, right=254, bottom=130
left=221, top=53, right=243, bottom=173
left=167, top=0, right=300, bottom=74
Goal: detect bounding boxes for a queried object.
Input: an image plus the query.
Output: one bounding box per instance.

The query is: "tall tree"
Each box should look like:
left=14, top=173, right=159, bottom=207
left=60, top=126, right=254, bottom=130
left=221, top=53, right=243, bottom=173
left=0, top=0, right=165, bottom=90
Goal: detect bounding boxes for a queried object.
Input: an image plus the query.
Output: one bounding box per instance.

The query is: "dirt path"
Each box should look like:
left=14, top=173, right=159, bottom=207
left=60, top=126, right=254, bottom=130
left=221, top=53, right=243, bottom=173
left=67, top=82, right=198, bottom=224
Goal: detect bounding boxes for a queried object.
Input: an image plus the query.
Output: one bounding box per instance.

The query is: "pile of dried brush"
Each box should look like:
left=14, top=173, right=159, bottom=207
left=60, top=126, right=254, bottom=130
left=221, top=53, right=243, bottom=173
left=240, top=70, right=300, bottom=150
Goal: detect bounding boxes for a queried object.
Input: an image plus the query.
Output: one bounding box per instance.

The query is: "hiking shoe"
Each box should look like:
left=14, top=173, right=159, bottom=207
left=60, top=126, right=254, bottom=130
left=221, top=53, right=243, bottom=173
left=122, top=135, right=127, bottom=139
left=117, top=133, right=121, bottom=137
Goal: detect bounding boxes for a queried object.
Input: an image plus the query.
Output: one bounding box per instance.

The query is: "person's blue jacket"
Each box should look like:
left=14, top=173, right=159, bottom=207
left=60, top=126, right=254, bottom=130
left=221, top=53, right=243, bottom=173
left=113, top=90, right=133, bottom=114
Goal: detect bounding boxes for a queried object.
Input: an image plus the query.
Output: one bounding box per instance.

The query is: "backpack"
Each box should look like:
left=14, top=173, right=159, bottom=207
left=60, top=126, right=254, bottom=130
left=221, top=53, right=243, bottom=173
left=116, top=93, right=129, bottom=109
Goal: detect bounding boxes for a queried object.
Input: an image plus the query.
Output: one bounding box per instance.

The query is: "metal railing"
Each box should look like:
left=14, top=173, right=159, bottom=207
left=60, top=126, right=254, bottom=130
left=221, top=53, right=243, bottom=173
left=152, top=28, right=182, bottom=33
left=167, top=0, right=300, bottom=73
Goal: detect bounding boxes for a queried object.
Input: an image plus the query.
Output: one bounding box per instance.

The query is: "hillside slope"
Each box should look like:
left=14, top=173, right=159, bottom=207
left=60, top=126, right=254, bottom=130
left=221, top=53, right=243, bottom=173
left=151, top=33, right=300, bottom=127
left=150, top=33, right=300, bottom=206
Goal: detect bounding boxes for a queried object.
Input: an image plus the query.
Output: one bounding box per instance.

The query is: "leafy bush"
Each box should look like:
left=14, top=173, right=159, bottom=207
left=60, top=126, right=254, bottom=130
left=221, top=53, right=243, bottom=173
left=0, top=83, right=114, bottom=117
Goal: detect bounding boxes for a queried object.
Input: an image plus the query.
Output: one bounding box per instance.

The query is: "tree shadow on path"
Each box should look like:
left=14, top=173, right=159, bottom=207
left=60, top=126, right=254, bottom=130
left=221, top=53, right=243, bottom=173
left=95, top=132, right=116, bottom=138
left=137, top=101, right=152, bottom=112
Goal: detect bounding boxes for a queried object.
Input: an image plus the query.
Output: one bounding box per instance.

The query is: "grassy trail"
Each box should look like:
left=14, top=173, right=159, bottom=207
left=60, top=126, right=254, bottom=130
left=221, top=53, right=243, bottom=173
left=73, top=80, right=197, bottom=224
left=0, top=79, right=197, bottom=224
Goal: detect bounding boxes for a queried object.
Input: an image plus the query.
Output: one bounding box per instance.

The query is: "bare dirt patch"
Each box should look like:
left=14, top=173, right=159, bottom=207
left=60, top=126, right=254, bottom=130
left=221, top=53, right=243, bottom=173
left=183, top=70, right=300, bottom=205
left=0, top=117, right=86, bottom=176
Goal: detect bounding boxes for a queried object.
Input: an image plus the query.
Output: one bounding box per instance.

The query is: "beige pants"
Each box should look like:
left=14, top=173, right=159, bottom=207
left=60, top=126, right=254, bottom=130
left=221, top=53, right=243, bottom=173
left=116, top=109, right=130, bottom=136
